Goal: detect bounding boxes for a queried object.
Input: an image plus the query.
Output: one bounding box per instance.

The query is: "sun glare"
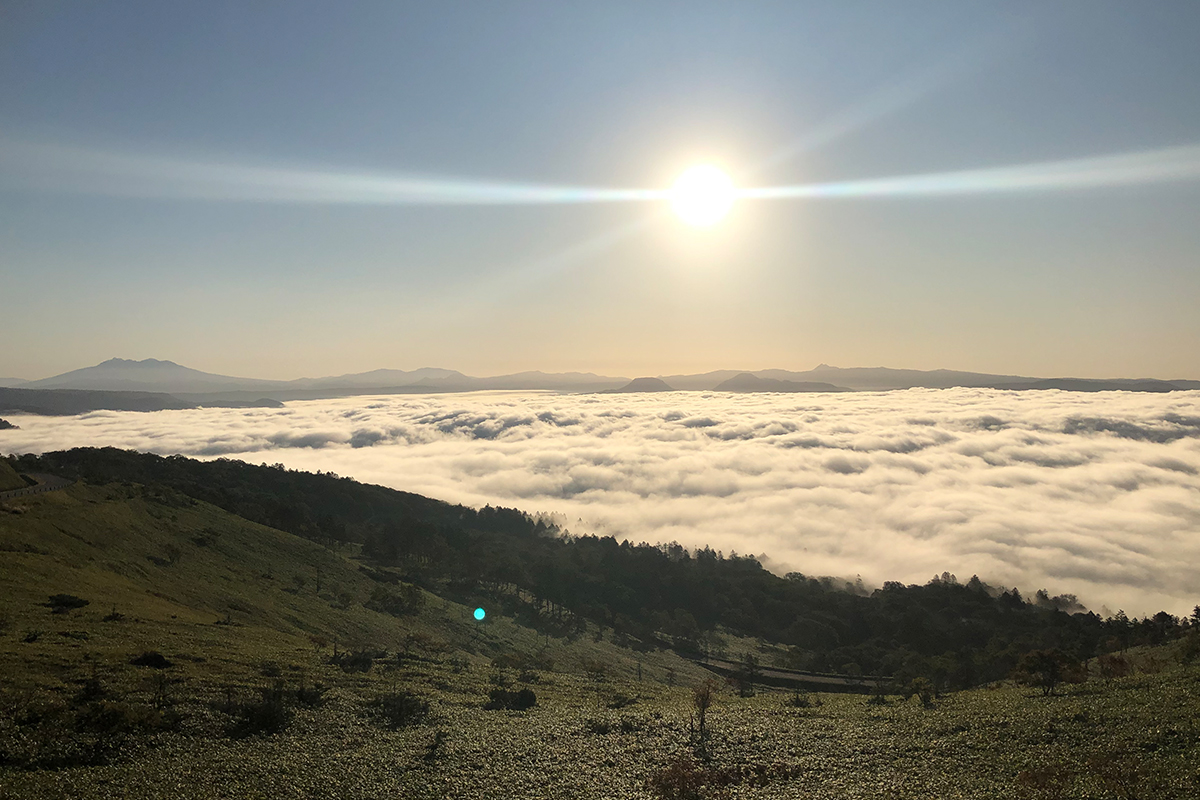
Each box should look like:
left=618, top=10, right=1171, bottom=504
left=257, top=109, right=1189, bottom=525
left=671, top=164, right=735, bottom=227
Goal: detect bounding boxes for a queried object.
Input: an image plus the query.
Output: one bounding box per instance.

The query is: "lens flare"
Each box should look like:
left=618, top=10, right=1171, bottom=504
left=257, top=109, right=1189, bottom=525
left=473, top=607, right=486, bottom=621
left=670, top=165, right=735, bottom=227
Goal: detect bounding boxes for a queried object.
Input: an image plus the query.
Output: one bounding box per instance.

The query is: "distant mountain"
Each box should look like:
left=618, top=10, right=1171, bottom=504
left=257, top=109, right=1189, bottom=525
left=20, top=358, right=1199, bottom=401
left=714, top=373, right=850, bottom=393
left=750, top=366, right=1200, bottom=392
left=771, top=365, right=1037, bottom=390
left=606, top=377, right=675, bottom=393
left=291, top=367, right=467, bottom=389
left=27, top=359, right=629, bottom=396
left=26, top=358, right=286, bottom=394
left=657, top=370, right=748, bottom=390
left=413, top=370, right=630, bottom=392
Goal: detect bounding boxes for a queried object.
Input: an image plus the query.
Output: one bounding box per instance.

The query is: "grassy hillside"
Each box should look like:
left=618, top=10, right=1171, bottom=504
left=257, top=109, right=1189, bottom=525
left=1, top=479, right=1199, bottom=798
left=0, top=459, right=25, bottom=492
left=20, top=447, right=1183, bottom=690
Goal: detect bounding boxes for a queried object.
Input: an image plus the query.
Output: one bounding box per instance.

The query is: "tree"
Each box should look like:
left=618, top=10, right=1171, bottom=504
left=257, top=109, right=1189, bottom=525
left=728, top=652, right=761, bottom=697
left=1014, top=649, right=1084, bottom=696
left=692, top=679, right=718, bottom=742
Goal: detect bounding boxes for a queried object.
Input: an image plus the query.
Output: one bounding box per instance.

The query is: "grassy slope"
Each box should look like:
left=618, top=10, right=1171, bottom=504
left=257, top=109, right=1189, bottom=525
left=0, top=460, right=25, bottom=492
left=0, top=483, right=706, bottom=687
left=1, top=484, right=1198, bottom=799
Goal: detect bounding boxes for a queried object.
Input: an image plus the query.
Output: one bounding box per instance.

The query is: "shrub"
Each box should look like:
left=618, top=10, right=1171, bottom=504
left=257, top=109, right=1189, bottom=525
left=785, top=688, right=811, bottom=708
left=228, top=682, right=291, bottom=738
left=365, top=584, right=425, bottom=617
left=47, top=594, right=89, bottom=614
left=423, top=729, right=447, bottom=763
left=1097, top=653, right=1131, bottom=680
left=483, top=687, right=536, bottom=711
left=130, top=651, right=173, bottom=669
left=908, top=677, right=935, bottom=708
left=334, top=649, right=381, bottom=673
left=293, top=681, right=327, bottom=708
left=608, top=693, right=638, bottom=709
left=1013, top=650, right=1085, bottom=696
left=1181, top=631, right=1200, bottom=664
left=373, top=690, right=430, bottom=729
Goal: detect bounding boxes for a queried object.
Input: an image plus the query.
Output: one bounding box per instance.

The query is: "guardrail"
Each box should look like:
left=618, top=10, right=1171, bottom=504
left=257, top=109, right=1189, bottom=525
left=0, top=474, right=74, bottom=501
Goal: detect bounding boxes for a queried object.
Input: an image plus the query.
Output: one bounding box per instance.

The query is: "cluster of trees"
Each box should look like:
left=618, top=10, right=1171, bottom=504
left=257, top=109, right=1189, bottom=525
left=12, top=448, right=1197, bottom=685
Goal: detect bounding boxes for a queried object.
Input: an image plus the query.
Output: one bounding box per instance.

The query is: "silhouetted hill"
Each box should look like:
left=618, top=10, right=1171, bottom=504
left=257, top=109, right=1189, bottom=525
left=24, top=357, right=1199, bottom=399
left=28, top=358, right=630, bottom=396
left=606, top=377, right=674, bottom=393
left=0, top=387, right=195, bottom=415
left=715, top=373, right=850, bottom=393
left=0, top=387, right=282, bottom=416
left=0, top=418, right=16, bottom=430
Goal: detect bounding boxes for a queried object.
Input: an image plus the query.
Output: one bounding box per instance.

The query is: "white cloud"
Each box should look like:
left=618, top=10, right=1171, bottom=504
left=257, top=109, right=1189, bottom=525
left=3, top=388, right=1199, bottom=616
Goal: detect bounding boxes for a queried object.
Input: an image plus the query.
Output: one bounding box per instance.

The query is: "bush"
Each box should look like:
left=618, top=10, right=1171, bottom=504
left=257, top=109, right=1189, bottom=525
left=365, top=584, right=425, bottom=617
left=1096, top=652, right=1131, bottom=680
left=47, top=594, right=89, bottom=614
left=1013, top=649, right=1085, bottom=696
left=293, top=681, right=327, bottom=708
left=483, top=687, right=536, bottom=711
left=373, top=690, right=429, bottom=729
left=908, top=677, right=935, bottom=708
left=130, top=651, right=173, bottom=669
left=608, top=693, right=638, bottom=709
left=228, top=682, right=291, bottom=738
left=334, top=649, right=382, bottom=673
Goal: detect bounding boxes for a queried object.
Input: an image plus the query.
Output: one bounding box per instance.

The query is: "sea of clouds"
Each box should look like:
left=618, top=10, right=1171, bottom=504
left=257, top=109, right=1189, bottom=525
left=3, top=388, right=1199, bottom=616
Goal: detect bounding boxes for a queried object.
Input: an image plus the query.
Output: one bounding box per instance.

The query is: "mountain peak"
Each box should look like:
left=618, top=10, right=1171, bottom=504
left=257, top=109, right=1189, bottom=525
left=99, top=357, right=181, bottom=368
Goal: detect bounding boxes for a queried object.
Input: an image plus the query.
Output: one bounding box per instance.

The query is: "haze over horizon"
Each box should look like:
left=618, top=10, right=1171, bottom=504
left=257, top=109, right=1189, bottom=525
left=3, top=2, right=1200, bottom=382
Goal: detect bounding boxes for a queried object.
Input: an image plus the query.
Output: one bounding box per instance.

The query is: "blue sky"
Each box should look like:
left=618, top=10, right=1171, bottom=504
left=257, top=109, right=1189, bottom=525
left=2, top=1, right=1199, bottom=380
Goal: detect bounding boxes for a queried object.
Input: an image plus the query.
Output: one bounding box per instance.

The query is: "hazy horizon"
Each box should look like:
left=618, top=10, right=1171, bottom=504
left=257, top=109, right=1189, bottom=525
left=5, top=354, right=1200, bottom=386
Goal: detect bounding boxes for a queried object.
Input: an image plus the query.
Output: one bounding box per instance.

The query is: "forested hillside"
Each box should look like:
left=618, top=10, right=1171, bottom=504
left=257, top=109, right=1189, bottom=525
left=12, top=448, right=1196, bottom=685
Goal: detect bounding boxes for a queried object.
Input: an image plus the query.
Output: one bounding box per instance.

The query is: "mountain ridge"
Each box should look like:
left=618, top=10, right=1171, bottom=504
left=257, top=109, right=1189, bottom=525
left=12, top=358, right=1200, bottom=402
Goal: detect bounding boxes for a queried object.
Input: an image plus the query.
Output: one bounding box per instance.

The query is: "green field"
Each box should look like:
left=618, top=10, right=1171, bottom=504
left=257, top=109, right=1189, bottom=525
left=1, top=482, right=1198, bottom=799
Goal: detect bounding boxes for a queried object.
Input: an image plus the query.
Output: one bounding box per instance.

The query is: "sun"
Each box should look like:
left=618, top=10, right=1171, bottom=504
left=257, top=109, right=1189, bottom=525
left=670, top=164, right=735, bottom=227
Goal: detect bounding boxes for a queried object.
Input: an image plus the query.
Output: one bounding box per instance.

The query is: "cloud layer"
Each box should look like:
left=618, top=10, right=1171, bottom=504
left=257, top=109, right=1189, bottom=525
left=4, top=389, right=1199, bottom=616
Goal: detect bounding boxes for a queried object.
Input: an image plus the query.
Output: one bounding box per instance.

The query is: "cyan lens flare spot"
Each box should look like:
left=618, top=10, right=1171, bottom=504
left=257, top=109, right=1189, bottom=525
left=473, top=607, right=486, bottom=621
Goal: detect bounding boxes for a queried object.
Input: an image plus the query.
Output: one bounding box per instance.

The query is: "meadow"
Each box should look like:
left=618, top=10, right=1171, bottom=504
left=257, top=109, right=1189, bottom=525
left=1, top=479, right=1197, bottom=799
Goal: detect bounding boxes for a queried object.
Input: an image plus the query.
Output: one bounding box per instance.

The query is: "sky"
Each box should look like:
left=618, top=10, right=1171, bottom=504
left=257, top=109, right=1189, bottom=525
left=2, top=2, right=1200, bottom=381
left=4, top=388, right=1198, bottom=616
